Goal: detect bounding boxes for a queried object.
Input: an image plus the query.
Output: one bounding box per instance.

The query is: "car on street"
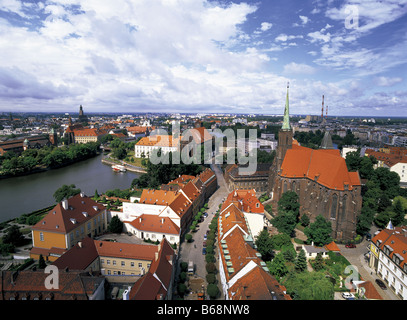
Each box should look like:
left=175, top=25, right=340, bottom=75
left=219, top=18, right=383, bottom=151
left=345, top=243, right=356, bottom=248
left=204, top=234, right=207, bottom=240
left=203, top=241, right=207, bottom=247
left=202, top=247, right=206, bottom=255
left=375, top=279, right=387, bottom=290
left=342, top=292, right=355, bottom=300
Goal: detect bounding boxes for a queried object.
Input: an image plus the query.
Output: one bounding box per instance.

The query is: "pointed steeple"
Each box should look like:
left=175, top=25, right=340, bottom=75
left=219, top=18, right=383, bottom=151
left=282, top=82, right=291, bottom=130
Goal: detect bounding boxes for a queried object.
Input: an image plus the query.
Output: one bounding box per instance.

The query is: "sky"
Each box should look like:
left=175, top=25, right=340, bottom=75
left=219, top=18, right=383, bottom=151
left=0, top=0, right=406, bottom=117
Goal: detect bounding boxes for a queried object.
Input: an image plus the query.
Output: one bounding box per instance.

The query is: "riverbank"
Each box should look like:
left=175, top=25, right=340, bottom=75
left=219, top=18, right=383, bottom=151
left=0, top=151, right=102, bottom=180
left=101, top=156, right=147, bottom=173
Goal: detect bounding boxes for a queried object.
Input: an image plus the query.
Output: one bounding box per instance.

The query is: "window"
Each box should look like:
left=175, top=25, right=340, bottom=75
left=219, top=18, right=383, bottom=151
left=121, top=261, right=125, bottom=266
left=131, top=262, right=135, bottom=267
left=40, top=232, right=44, bottom=241
left=113, top=260, right=116, bottom=265
left=107, top=260, right=110, bottom=265
left=331, top=194, right=338, bottom=219
left=139, top=263, right=142, bottom=268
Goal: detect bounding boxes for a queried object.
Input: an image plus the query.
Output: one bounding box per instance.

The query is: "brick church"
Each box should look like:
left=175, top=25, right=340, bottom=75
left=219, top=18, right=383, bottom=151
left=268, top=84, right=362, bottom=241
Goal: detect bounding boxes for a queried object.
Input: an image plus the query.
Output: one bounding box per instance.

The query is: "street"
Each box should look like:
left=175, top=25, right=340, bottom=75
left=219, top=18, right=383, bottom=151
left=176, top=163, right=229, bottom=298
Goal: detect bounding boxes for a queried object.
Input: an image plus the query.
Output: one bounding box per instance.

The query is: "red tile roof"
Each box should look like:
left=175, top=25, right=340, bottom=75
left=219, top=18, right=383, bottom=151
left=127, top=215, right=180, bottom=235
left=280, top=145, right=361, bottom=191
left=32, top=194, right=106, bottom=234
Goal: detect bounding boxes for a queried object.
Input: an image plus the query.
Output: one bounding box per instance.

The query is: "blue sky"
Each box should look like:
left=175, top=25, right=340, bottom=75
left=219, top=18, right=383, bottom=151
left=0, top=0, right=406, bottom=116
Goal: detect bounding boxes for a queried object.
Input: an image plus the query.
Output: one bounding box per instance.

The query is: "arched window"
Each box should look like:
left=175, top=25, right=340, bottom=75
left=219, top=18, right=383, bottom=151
left=292, top=181, right=296, bottom=194
left=342, top=195, right=347, bottom=219
left=331, top=194, right=338, bottom=219
left=283, top=181, right=287, bottom=193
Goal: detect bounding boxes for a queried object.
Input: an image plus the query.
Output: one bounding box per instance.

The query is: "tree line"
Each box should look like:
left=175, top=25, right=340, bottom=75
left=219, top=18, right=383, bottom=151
left=0, top=141, right=100, bottom=176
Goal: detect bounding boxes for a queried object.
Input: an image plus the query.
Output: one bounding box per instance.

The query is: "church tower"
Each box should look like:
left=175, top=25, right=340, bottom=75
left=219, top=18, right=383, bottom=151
left=268, top=83, right=293, bottom=196
left=276, top=82, right=293, bottom=172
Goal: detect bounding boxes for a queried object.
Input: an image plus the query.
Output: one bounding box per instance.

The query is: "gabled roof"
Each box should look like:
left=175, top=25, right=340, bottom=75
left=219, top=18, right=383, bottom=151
left=129, top=238, right=174, bottom=300
left=221, top=189, right=263, bottom=213
left=136, top=135, right=179, bottom=147
left=280, top=146, right=361, bottom=191
left=127, top=214, right=180, bottom=235
left=32, top=194, right=105, bottom=234
left=140, top=189, right=178, bottom=206
left=168, top=193, right=192, bottom=217
left=229, top=264, right=291, bottom=300
left=372, top=226, right=407, bottom=270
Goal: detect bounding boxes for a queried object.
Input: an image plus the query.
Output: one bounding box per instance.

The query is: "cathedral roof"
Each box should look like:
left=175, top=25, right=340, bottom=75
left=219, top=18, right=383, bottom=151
left=280, top=145, right=361, bottom=191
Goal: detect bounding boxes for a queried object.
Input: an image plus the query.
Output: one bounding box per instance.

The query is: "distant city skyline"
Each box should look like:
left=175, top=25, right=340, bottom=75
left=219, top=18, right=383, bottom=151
left=0, top=0, right=406, bottom=116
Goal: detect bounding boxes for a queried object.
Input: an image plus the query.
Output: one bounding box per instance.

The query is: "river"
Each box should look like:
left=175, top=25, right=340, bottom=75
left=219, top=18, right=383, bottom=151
left=0, top=154, right=140, bottom=223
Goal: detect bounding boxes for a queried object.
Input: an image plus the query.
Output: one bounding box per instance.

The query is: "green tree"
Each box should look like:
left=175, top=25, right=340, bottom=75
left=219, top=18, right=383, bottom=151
left=294, top=249, right=307, bottom=273
left=109, top=216, right=123, bottom=233
left=207, top=284, right=220, bottom=299
left=2, top=225, right=25, bottom=247
left=278, top=191, right=300, bottom=214
left=285, top=271, right=334, bottom=300
left=53, top=184, right=81, bottom=202
left=304, top=215, right=332, bottom=247
left=267, top=252, right=288, bottom=279
left=255, top=229, right=274, bottom=261
left=38, top=254, right=47, bottom=269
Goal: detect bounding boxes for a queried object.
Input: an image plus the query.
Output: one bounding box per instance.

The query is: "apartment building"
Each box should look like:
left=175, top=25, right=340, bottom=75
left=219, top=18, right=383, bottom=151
left=369, top=224, right=407, bottom=300
left=30, top=193, right=108, bottom=262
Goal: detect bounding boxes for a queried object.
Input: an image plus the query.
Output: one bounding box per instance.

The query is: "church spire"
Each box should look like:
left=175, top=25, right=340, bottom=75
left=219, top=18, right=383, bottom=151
left=282, top=82, right=291, bottom=130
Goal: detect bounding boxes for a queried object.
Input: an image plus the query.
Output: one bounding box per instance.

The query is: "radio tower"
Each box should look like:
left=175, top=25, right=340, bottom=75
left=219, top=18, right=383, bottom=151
left=321, top=95, right=324, bottom=120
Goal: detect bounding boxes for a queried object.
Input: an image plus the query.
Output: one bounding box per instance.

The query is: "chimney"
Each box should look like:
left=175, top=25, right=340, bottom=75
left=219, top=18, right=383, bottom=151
left=62, top=199, right=69, bottom=210
left=78, top=241, right=82, bottom=248
left=80, top=192, right=85, bottom=197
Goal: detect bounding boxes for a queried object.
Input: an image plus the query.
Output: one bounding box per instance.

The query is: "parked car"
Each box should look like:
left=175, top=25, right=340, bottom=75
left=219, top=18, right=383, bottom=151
left=204, top=234, right=207, bottom=240
left=203, top=241, right=207, bottom=247
left=375, top=279, right=387, bottom=290
left=202, top=247, right=206, bottom=255
left=345, top=243, right=356, bottom=248
left=342, top=292, right=355, bottom=300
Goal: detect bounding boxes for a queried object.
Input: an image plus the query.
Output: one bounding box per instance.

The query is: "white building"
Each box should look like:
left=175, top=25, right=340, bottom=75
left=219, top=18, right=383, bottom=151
left=369, top=224, right=407, bottom=300
left=134, top=135, right=179, bottom=158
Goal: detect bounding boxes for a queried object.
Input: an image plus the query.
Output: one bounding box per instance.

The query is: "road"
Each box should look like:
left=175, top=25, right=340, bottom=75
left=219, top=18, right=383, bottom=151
left=176, top=163, right=230, bottom=298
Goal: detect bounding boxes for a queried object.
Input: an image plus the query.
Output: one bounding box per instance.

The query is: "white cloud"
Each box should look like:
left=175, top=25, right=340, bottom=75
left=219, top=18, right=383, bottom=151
left=275, top=33, right=303, bottom=42
left=283, top=62, right=316, bottom=75
left=373, top=76, right=403, bottom=87
left=260, top=22, right=273, bottom=31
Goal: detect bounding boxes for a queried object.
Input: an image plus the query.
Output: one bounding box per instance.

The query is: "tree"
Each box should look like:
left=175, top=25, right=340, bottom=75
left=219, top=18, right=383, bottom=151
left=294, top=249, right=307, bottom=273
left=207, top=284, right=220, bottom=299
left=109, top=216, right=123, bottom=233
left=38, top=254, right=47, bottom=269
left=304, top=215, right=332, bottom=247
left=285, top=271, right=334, bottom=300
left=300, top=214, right=310, bottom=227
left=255, top=229, right=274, bottom=261
left=267, top=252, right=288, bottom=279
left=272, top=210, right=298, bottom=236
left=2, top=225, right=25, bottom=247
left=53, top=184, right=81, bottom=203
left=278, top=191, right=300, bottom=214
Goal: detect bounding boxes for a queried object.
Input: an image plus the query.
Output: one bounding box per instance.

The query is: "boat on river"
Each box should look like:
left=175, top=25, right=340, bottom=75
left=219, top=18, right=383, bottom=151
left=112, top=165, right=126, bottom=172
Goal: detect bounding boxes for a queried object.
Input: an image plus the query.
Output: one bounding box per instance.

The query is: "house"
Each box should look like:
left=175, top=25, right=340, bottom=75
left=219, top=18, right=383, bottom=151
left=217, top=190, right=291, bottom=300
left=52, top=236, right=160, bottom=281
left=124, top=238, right=176, bottom=300
left=369, top=224, right=407, bottom=300
left=0, top=269, right=105, bottom=300
left=73, top=128, right=107, bottom=144
left=30, top=193, right=108, bottom=262
left=134, top=135, right=179, bottom=158
left=221, top=189, right=265, bottom=239
left=302, top=244, right=329, bottom=260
